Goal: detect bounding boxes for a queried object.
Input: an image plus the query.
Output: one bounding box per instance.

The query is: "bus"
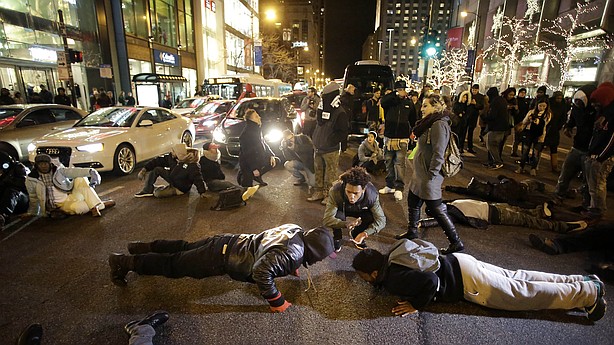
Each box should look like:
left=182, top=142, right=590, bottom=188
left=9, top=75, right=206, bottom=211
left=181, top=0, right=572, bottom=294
left=202, top=74, right=292, bottom=100
left=343, top=60, right=395, bottom=135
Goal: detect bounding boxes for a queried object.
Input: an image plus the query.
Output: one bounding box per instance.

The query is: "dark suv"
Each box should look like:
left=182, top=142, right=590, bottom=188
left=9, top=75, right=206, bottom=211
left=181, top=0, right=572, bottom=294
left=212, top=97, right=302, bottom=161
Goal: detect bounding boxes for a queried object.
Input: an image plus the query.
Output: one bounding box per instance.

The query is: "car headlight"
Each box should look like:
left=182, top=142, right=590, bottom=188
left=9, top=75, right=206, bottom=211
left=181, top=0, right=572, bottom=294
left=212, top=127, right=227, bottom=144
left=202, top=120, right=218, bottom=127
left=265, top=128, right=284, bottom=143
left=27, top=143, right=36, bottom=153
left=76, top=143, right=104, bottom=153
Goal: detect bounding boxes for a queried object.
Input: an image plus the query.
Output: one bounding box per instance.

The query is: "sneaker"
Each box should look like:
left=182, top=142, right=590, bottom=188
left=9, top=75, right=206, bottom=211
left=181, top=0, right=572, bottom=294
left=134, top=190, right=154, bottom=198
left=124, top=311, right=170, bottom=335
left=585, top=280, right=607, bottom=322
left=242, top=185, right=259, bottom=201
left=394, top=190, right=403, bottom=201
left=490, top=163, right=504, bottom=170
left=566, top=220, right=588, bottom=232
left=528, top=234, right=561, bottom=255
left=354, top=241, right=368, bottom=250
left=333, top=239, right=342, bottom=252
left=307, top=191, right=325, bottom=201
left=530, top=168, right=537, bottom=176
left=515, top=167, right=525, bottom=174
left=379, top=186, right=395, bottom=194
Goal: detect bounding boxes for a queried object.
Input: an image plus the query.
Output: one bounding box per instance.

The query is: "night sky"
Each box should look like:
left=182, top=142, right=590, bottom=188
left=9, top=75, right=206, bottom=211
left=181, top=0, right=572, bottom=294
left=324, top=0, right=377, bottom=78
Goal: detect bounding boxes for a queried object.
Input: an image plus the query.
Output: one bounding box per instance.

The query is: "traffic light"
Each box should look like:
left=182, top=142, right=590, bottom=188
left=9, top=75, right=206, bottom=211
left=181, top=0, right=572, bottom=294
left=421, top=29, right=440, bottom=58
left=68, top=49, right=83, bottom=63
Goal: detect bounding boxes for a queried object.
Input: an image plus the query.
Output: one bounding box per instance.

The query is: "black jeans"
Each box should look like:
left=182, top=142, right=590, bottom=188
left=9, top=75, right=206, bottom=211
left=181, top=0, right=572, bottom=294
left=143, top=167, right=171, bottom=193
left=238, top=159, right=274, bottom=187
left=553, top=224, right=614, bottom=255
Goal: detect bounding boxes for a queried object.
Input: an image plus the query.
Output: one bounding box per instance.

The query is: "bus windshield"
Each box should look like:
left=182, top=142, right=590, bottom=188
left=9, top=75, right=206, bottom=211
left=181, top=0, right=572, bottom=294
left=343, top=64, right=395, bottom=95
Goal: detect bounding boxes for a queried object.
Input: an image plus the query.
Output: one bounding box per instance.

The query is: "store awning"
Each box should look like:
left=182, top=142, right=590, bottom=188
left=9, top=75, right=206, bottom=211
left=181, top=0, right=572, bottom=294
left=132, top=73, right=187, bottom=83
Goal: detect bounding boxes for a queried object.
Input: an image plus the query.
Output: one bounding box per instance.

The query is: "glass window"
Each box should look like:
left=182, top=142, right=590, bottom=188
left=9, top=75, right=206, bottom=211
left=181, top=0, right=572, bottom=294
left=1, top=0, right=28, bottom=12
left=185, top=0, right=192, bottom=15
left=20, top=109, right=55, bottom=126
left=185, top=14, right=194, bottom=52
left=50, top=108, right=83, bottom=121
left=29, top=0, right=57, bottom=21
left=35, top=30, right=62, bottom=47
left=152, top=0, right=177, bottom=47
left=178, top=10, right=186, bottom=48
left=57, top=0, right=79, bottom=27
left=156, top=109, right=176, bottom=122
left=123, top=0, right=137, bottom=35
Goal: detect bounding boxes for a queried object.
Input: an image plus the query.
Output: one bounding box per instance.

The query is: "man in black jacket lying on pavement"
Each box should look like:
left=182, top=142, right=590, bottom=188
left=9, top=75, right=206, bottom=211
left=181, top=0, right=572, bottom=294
left=109, top=224, right=336, bottom=313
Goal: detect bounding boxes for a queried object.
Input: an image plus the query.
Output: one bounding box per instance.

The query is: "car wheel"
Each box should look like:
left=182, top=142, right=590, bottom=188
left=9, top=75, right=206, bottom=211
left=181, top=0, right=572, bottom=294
left=181, top=131, right=193, bottom=147
left=0, top=143, right=19, bottom=162
left=113, top=144, right=135, bottom=175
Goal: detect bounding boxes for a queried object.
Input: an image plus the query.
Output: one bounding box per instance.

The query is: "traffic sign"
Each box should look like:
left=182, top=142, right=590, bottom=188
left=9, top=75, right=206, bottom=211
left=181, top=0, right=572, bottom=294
left=57, top=51, right=67, bottom=67
left=58, top=67, right=70, bottom=81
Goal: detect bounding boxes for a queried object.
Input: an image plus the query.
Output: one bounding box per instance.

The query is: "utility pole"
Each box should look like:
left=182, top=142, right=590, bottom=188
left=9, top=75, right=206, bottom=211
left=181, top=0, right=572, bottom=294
left=57, top=10, right=76, bottom=107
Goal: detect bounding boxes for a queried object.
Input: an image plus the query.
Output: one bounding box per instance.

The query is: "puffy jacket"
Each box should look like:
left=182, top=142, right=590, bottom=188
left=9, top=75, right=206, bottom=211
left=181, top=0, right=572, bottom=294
left=224, top=224, right=335, bottom=301
left=144, top=150, right=206, bottom=194
left=323, top=181, right=386, bottom=236
left=381, top=91, right=416, bottom=139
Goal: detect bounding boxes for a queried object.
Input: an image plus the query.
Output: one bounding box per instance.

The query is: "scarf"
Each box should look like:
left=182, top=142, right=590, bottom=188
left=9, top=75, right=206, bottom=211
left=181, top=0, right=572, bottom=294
left=40, top=172, right=56, bottom=210
left=203, top=149, right=221, bottom=163
left=413, top=111, right=449, bottom=137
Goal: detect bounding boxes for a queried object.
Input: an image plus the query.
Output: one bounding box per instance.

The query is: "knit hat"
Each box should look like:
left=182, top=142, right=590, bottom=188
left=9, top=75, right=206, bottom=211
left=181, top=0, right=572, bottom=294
left=322, top=82, right=341, bottom=95
left=394, top=80, right=407, bottom=89
left=34, top=153, right=52, bottom=163
left=590, top=82, right=614, bottom=107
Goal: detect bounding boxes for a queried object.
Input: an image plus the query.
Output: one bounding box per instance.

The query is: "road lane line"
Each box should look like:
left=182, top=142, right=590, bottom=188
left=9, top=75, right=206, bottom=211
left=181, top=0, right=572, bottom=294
left=0, top=216, right=40, bottom=243
left=98, top=186, right=124, bottom=197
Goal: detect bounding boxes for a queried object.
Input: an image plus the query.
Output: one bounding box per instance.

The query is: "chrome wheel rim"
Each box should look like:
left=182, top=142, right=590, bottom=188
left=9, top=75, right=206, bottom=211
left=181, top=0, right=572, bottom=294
left=118, top=147, right=135, bottom=173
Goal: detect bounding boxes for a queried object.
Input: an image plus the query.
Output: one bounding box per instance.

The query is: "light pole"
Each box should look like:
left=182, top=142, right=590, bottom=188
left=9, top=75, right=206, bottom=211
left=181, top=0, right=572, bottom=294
left=386, top=28, right=394, bottom=66
left=461, top=10, right=481, bottom=85
left=377, top=40, right=383, bottom=64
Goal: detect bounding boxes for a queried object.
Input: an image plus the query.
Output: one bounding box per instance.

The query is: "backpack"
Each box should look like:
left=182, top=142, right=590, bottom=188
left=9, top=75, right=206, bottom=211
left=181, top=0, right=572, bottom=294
left=388, top=239, right=440, bottom=272
left=211, top=187, right=245, bottom=211
left=442, top=132, right=463, bottom=178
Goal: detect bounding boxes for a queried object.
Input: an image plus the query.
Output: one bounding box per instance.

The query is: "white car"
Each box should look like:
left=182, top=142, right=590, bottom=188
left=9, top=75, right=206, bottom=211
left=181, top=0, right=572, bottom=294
left=28, top=106, right=195, bottom=175
left=172, top=95, right=220, bottom=116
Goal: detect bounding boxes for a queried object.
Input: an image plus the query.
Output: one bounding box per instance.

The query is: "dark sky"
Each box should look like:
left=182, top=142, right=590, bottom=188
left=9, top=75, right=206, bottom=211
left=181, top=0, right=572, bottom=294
left=324, top=0, right=377, bottom=78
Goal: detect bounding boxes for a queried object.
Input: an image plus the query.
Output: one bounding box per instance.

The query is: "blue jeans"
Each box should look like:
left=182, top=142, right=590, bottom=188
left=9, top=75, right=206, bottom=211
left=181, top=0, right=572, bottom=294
left=384, top=141, right=408, bottom=190
left=554, top=147, right=589, bottom=206
left=584, top=155, right=614, bottom=213
left=284, top=160, right=315, bottom=187
left=486, top=131, right=506, bottom=165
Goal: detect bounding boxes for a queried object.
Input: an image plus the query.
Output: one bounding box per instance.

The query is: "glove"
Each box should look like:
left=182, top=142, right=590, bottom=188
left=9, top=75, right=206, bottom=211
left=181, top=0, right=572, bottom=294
left=89, top=169, right=101, bottom=187
left=137, top=168, right=147, bottom=181
left=270, top=300, right=292, bottom=313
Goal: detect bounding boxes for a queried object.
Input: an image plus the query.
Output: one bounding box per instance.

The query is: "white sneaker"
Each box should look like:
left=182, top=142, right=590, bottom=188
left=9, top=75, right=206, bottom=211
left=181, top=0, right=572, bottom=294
left=242, top=185, right=259, bottom=201
left=379, top=186, right=395, bottom=194
left=394, top=190, right=403, bottom=201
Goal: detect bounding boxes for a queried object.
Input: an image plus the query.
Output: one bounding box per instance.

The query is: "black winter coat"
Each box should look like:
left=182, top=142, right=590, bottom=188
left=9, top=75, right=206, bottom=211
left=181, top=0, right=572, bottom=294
left=313, top=91, right=349, bottom=153
left=381, top=92, right=415, bottom=138
left=0, top=161, right=27, bottom=194
left=144, top=153, right=206, bottom=194
left=482, top=94, right=510, bottom=132
left=199, top=156, right=225, bottom=183
left=466, top=93, right=485, bottom=127
left=544, top=99, right=569, bottom=147
left=239, top=120, right=275, bottom=171
left=565, top=104, right=597, bottom=152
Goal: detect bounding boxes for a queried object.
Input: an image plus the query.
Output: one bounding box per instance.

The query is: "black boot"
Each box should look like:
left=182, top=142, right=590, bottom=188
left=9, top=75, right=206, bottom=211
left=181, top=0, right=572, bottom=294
left=431, top=203, right=464, bottom=254
left=128, top=241, right=152, bottom=255
left=418, top=218, right=439, bottom=228
left=108, top=253, right=134, bottom=286
left=17, top=324, right=43, bottom=345
left=395, top=206, right=421, bottom=240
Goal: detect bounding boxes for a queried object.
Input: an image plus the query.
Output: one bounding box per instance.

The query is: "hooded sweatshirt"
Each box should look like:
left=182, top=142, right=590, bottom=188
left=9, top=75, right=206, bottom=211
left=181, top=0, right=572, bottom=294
left=312, top=88, right=349, bottom=153
left=565, top=86, right=597, bottom=151
left=482, top=87, right=510, bottom=132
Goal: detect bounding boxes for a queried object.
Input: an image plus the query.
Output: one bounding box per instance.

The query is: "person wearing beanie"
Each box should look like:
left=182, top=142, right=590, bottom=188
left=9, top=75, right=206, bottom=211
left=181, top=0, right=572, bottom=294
left=554, top=85, right=597, bottom=209
left=583, top=82, right=614, bottom=219
left=481, top=87, right=509, bottom=170
left=378, top=79, right=416, bottom=201
left=108, top=224, right=337, bottom=313
left=134, top=143, right=207, bottom=199
left=0, top=152, right=29, bottom=228
left=26, top=153, right=114, bottom=218
left=308, top=81, right=349, bottom=205
left=355, top=130, right=385, bottom=174
left=465, top=84, right=485, bottom=154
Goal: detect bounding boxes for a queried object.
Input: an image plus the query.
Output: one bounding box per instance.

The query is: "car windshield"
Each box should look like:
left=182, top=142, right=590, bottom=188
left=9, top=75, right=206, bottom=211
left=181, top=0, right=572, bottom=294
left=282, top=94, right=306, bottom=108
left=199, top=102, right=219, bottom=114
left=231, top=100, right=281, bottom=120
left=75, top=108, right=138, bottom=127
left=175, top=98, right=206, bottom=109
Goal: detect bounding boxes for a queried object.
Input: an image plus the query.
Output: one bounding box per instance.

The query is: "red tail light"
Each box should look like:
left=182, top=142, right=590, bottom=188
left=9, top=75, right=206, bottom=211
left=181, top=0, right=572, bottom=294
left=0, top=116, right=16, bottom=127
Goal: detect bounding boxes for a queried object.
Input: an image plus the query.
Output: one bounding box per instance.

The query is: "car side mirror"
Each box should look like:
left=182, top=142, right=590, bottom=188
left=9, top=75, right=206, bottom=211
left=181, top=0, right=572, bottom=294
left=139, top=119, right=154, bottom=127
left=16, top=119, right=37, bottom=128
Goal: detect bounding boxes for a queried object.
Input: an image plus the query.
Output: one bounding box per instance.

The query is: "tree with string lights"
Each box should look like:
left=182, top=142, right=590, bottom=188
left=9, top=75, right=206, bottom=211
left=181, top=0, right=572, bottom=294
left=427, top=46, right=470, bottom=93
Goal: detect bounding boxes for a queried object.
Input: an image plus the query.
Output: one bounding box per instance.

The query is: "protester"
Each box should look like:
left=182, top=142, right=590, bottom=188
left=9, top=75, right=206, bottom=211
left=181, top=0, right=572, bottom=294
left=396, top=94, right=464, bottom=254
left=515, top=97, right=551, bottom=176
left=378, top=80, right=415, bottom=201
left=501, top=87, right=518, bottom=160
left=464, top=84, right=485, bottom=154
left=355, top=131, right=385, bottom=174
left=481, top=87, right=509, bottom=170
left=53, top=87, right=72, bottom=106
left=540, top=91, right=568, bottom=173
left=340, top=84, right=356, bottom=114
left=363, top=88, right=382, bottom=132
left=323, top=167, right=386, bottom=251
left=26, top=154, right=114, bottom=218
left=135, top=143, right=207, bottom=199
left=352, top=241, right=606, bottom=321
left=281, top=129, right=315, bottom=190
left=300, top=87, right=321, bottom=137
left=0, top=152, right=29, bottom=228
left=308, top=82, right=349, bottom=203
left=39, top=84, right=53, bottom=103
left=452, top=90, right=471, bottom=153
left=108, top=224, right=336, bottom=313
left=0, top=87, right=15, bottom=105
left=237, top=109, right=278, bottom=188
left=512, top=88, right=531, bottom=157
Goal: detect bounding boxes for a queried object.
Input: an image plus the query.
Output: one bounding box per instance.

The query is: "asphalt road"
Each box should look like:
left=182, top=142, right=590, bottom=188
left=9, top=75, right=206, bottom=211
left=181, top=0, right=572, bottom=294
left=1, top=136, right=612, bottom=345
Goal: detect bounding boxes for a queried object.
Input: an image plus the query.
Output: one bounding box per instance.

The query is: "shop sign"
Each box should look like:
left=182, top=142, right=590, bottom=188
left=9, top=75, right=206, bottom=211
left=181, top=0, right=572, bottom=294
left=292, top=41, right=308, bottom=48
left=153, top=49, right=179, bottom=66
left=100, top=64, right=113, bottom=79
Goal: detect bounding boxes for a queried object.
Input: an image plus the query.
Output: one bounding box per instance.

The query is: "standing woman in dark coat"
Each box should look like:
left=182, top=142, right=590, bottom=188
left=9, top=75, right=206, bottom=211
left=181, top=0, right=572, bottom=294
left=238, top=109, right=278, bottom=187
left=540, top=91, right=568, bottom=173
left=452, top=90, right=471, bottom=153
left=395, top=94, right=464, bottom=254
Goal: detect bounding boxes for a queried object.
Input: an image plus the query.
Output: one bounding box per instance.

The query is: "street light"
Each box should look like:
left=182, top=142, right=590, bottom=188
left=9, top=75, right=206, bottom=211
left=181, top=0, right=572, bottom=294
left=386, top=28, right=394, bottom=66
left=265, top=9, right=276, bottom=21
left=461, top=10, right=481, bottom=85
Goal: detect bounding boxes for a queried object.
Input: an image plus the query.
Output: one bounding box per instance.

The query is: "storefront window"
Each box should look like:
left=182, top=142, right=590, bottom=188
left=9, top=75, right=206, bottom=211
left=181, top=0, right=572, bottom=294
left=0, top=0, right=29, bottom=13
left=186, top=14, right=194, bottom=53
left=152, top=0, right=176, bottom=47
left=129, top=59, right=152, bottom=76
left=178, top=11, right=185, bottom=50
left=29, top=0, right=57, bottom=22
left=123, top=0, right=149, bottom=38
left=56, top=0, right=79, bottom=27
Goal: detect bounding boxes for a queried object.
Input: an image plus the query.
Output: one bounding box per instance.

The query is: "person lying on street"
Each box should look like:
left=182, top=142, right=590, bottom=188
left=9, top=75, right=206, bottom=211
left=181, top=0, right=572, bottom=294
left=418, top=199, right=587, bottom=233
left=134, top=143, right=207, bottom=199
left=352, top=239, right=606, bottom=321
left=26, top=154, right=115, bottom=218
left=323, top=167, right=386, bottom=251
left=0, top=152, right=29, bottom=228
left=108, top=224, right=336, bottom=313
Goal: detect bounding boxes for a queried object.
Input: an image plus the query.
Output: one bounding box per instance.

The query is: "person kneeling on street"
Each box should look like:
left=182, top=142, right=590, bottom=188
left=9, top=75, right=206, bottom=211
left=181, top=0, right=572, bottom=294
left=281, top=129, right=316, bottom=190
left=0, top=152, right=29, bottom=228
left=353, top=239, right=607, bottom=321
left=108, top=224, right=336, bottom=313
left=354, top=131, right=385, bottom=175
left=135, top=143, right=207, bottom=199
left=323, top=167, right=386, bottom=251
left=26, top=154, right=114, bottom=218
left=199, top=141, right=259, bottom=201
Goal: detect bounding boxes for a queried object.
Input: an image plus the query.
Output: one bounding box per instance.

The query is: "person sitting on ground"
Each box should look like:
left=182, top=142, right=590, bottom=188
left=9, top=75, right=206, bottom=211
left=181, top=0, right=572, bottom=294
left=108, top=224, right=336, bottom=313
left=135, top=143, right=207, bottom=199
left=281, top=129, right=316, bottom=190
left=352, top=240, right=606, bottom=321
left=323, top=167, right=386, bottom=251
left=418, top=198, right=587, bottom=234
left=0, top=152, right=29, bottom=228
left=199, top=142, right=259, bottom=201
left=26, top=154, right=114, bottom=218
left=354, top=131, right=385, bottom=175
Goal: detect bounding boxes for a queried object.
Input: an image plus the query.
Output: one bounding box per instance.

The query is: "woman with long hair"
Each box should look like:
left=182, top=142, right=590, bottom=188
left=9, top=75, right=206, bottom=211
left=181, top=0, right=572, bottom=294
left=396, top=94, right=464, bottom=254
left=515, top=96, right=552, bottom=176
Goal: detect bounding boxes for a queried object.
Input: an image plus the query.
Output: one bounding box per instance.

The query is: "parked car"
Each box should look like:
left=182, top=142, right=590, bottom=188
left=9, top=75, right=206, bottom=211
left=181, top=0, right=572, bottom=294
left=172, top=95, right=220, bottom=116
left=0, top=104, right=87, bottom=162
left=212, top=97, right=301, bottom=162
left=186, top=100, right=235, bottom=138
left=27, top=106, right=195, bottom=175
